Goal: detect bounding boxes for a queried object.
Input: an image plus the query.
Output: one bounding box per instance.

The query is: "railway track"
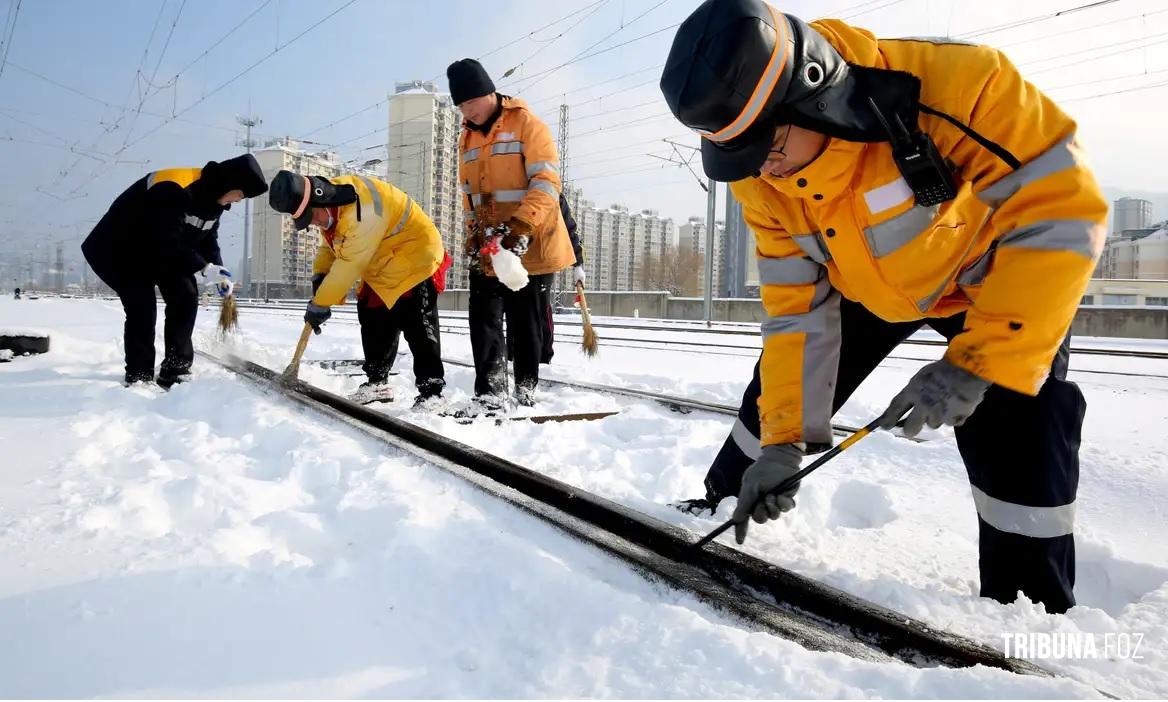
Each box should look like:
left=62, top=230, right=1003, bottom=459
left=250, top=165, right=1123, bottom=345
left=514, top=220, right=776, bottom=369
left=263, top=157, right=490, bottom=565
left=227, top=302, right=1168, bottom=362
left=200, top=349, right=1049, bottom=677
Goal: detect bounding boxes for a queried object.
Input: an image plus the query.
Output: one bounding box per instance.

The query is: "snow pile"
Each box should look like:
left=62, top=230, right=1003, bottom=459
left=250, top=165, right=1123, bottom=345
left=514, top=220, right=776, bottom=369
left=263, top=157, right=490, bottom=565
left=0, top=297, right=1165, bottom=697
left=0, top=349, right=12, bottom=362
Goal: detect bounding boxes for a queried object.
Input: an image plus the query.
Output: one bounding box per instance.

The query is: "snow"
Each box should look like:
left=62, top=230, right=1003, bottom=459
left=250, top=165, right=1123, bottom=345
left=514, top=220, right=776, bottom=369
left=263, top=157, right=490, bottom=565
left=1, top=296, right=1166, bottom=697
left=0, top=326, right=50, bottom=337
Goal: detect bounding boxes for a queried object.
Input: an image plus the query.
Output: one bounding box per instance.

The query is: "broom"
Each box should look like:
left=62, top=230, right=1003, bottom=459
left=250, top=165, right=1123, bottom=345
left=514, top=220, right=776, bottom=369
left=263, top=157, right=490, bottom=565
left=281, top=322, right=313, bottom=385
left=217, top=294, right=239, bottom=334
left=576, top=281, right=599, bottom=357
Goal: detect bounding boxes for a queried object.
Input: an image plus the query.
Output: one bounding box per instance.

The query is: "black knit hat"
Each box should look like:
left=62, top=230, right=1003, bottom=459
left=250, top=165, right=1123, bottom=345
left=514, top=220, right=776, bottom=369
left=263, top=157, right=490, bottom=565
left=447, top=58, right=496, bottom=106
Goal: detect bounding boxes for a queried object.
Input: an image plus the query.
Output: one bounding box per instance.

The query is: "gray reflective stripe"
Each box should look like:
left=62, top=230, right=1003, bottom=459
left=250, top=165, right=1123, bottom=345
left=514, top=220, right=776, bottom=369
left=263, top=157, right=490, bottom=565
left=471, top=193, right=483, bottom=207
left=461, top=183, right=472, bottom=193
left=184, top=214, right=215, bottom=230
left=146, top=172, right=159, bottom=188
left=998, top=219, right=1101, bottom=259
left=494, top=189, right=527, bottom=202
left=526, top=160, right=558, bottom=178
left=463, top=147, right=481, bottom=163
left=791, top=232, right=832, bottom=264
left=529, top=180, right=559, bottom=198
left=759, top=278, right=835, bottom=338
left=971, top=486, right=1075, bottom=538
left=491, top=141, right=524, bottom=156
left=730, top=418, right=762, bottom=460
left=864, top=204, right=939, bottom=258
left=977, top=134, right=1080, bottom=207
left=758, top=256, right=822, bottom=286
left=356, top=176, right=383, bottom=217
left=956, top=246, right=995, bottom=287
left=388, top=198, right=413, bottom=236
left=800, top=290, right=841, bottom=446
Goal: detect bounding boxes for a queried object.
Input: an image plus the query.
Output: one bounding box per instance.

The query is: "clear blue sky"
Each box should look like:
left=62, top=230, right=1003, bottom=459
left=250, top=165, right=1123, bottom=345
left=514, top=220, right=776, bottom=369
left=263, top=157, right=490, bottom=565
left=2, top=0, right=1166, bottom=279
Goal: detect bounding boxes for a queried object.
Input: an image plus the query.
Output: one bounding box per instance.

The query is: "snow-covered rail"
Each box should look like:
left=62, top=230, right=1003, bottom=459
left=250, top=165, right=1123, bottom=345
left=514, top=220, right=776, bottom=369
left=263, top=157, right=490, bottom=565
left=202, top=350, right=1048, bottom=677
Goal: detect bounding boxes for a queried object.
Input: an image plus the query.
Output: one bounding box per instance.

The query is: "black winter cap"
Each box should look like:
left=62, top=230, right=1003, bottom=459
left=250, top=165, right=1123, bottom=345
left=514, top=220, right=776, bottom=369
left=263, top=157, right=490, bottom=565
left=199, top=153, right=269, bottom=199
left=447, top=58, right=496, bottom=106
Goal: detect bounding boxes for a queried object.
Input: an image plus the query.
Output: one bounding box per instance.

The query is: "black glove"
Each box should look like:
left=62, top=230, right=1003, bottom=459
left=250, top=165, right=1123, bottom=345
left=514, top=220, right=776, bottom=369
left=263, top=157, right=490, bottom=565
left=311, top=273, right=325, bottom=295
left=878, top=359, right=991, bottom=437
left=732, top=443, right=804, bottom=544
left=304, top=301, right=331, bottom=335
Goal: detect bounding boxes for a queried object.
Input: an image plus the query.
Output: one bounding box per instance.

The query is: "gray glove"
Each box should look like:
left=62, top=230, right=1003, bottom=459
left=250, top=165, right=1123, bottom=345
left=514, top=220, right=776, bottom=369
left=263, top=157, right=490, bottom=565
left=304, top=301, right=331, bottom=335
left=732, top=443, right=804, bottom=544
left=878, top=359, right=990, bottom=438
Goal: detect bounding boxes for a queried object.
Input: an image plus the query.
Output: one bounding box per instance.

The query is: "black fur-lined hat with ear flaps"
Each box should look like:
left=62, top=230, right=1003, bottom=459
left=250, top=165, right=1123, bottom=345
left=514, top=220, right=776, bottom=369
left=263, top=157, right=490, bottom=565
left=659, top=0, right=922, bottom=181
left=268, top=170, right=358, bottom=230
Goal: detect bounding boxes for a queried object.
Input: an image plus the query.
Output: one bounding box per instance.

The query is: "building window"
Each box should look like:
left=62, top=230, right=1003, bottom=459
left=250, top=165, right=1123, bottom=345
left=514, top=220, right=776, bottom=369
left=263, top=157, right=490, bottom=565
left=1146, top=296, right=1168, bottom=306
left=1080, top=295, right=1094, bottom=306
left=1102, top=294, right=1137, bottom=305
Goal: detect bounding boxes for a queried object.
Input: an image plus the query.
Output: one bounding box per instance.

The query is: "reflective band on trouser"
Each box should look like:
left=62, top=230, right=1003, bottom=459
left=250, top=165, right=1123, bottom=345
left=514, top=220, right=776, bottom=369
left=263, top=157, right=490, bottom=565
left=864, top=204, right=939, bottom=258
left=702, top=4, right=789, bottom=144
left=977, top=134, right=1082, bottom=207
left=791, top=231, right=832, bottom=264
left=388, top=199, right=413, bottom=237
left=761, top=278, right=841, bottom=446
left=471, top=194, right=483, bottom=208
left=491, top=141, right=524, bottom=156
left=356, top=176, right=383, bottom=217
left=997, top=219, right=1101, bottom=259
left=971, top=485, right=1075, bottom=538
left=731, top=417, right=762, bottom=460
left=525, top=160, right=558, bottom=178
left=757, top=256, right=822, bottom=286
left=494, top=189, right=527, bottom=203
left=463, top=147, right=481, bottom=163
left=528, top=180, right=559, bottom=198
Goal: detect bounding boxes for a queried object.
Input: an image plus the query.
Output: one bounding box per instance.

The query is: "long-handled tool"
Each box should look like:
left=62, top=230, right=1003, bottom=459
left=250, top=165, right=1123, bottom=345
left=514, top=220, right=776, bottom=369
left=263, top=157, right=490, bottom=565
left=281, top=322, right=313, bottom=385
left=576, top=281, right=599, bottom=357
left=691, top=418, right=882, bottom=550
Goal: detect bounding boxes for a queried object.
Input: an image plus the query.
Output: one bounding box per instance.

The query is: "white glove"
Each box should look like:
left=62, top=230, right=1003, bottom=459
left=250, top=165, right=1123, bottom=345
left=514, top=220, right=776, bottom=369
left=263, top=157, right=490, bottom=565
left=573, top=265, right=586, bottom=287
left=200, top=263, right=234, bottom=297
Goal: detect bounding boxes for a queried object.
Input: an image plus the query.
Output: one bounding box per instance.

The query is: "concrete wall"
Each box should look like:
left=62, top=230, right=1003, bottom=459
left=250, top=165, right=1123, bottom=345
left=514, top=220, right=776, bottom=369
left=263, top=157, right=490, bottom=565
left=1071, top=307, right=1168, bottom=339
left=438, top=289, right=1168, bottom=340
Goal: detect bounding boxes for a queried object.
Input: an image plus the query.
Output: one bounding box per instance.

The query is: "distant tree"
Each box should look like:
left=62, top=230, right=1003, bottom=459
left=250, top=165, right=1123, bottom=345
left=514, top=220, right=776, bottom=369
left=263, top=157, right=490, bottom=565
left=645, top=245, right=704, bottom=296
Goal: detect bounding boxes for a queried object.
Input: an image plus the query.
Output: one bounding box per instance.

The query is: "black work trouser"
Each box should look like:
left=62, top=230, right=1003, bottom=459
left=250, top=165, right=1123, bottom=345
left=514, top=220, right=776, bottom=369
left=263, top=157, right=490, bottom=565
left=83, top=243, right=199, bottom=382
left=469, top=270, right=552, bottom=397
left=356, top=278, right=445, bottom=397
left=704, top=298, right=1083, bottom=613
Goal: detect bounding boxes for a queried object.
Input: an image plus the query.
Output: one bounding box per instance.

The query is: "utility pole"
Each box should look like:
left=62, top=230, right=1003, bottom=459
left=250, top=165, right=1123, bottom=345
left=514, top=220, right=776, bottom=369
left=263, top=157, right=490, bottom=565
left=653, top=139, right=716, bottom=325
left=555, top=103, right=570, bottom=309
left=704, top=182, right=717, bottom=326
left=237, top=113, right=262, bottom=297
left=54, top=242, right=65, bottom=292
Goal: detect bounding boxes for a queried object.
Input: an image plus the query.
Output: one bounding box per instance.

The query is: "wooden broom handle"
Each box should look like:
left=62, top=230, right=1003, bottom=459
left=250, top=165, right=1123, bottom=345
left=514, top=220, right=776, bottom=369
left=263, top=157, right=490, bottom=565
left=289, top=322, right=312, bottom=367
left=575, top=282, right=593, bottom=325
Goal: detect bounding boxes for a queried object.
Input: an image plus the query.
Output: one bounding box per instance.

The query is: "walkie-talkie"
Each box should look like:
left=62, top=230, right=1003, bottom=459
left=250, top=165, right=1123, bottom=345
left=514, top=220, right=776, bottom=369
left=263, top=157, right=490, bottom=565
left=868, top=98, right=957, bottom=207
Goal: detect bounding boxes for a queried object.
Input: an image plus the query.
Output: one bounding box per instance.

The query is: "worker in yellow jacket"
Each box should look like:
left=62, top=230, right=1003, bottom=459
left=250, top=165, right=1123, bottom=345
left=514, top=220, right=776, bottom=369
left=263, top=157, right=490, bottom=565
left=268, top=171, right=447, bottom=405
left=660, top=0, right=1107, bottom=614
left=449, top=58, right=575, bottom=410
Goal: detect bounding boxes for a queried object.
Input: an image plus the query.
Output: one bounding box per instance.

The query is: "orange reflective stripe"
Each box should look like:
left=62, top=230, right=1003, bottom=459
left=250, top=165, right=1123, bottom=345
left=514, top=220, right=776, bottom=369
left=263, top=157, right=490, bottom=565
left=704, top=5, right=789, bottom=144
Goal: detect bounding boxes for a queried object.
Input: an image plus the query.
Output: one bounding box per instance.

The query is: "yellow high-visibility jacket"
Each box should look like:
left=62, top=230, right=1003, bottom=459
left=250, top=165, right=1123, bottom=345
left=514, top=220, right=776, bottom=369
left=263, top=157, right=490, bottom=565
left=311, top=175, right=444, bottom=309
left=730, top=20, right=1108, bottom=447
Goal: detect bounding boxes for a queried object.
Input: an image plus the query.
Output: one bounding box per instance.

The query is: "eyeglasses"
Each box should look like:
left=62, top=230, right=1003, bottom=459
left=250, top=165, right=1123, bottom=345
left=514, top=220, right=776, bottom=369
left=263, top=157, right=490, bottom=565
left=769, top=124, right=792, bottom=159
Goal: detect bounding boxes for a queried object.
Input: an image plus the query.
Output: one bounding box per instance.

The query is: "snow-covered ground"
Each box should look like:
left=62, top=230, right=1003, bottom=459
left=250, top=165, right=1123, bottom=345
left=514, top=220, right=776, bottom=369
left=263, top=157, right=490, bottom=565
left=1, top=296, right=1165, bottom=698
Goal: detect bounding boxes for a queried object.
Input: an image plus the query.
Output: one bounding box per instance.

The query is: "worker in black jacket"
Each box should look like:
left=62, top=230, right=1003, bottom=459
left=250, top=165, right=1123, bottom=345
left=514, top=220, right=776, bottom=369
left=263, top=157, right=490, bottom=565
left=81, top=154, right=268, bottom=387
